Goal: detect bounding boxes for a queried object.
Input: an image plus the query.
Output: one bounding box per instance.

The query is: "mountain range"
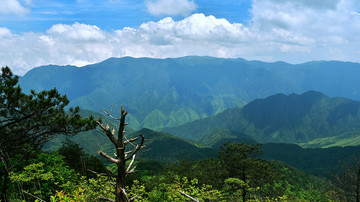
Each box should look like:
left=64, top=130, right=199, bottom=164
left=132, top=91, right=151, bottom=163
left=19, top=56, right=360, bottom=130
left=16, top=56, right=360, bottom=180
left=164, top=91, right=360, bottom=144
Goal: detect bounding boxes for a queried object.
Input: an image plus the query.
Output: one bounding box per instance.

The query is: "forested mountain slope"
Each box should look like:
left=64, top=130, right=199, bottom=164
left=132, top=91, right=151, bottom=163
left=19, top=57, right=360, bottom=130
left=164, top=91, right=360, bottom=144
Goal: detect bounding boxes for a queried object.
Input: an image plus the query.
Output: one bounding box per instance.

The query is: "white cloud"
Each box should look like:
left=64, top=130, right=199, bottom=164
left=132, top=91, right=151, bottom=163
left=249, top=0, right=360, bottom=61
left=146, top=0, right=197, bottom=16
left=0, top=0, right=29, bottom=15
left=47, top=22, right=106, bottom=41
left=0, top=27, right=12, bottom=38
left=1, top=0, right=360, bottom=75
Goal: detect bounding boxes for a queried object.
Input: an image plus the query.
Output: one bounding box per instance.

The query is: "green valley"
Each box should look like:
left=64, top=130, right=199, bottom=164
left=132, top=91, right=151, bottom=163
left=4, top=57, right=360, bottom=201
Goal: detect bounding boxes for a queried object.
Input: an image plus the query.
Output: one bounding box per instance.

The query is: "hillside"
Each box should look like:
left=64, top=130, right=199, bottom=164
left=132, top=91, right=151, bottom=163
left=262, top=143, right=360, bottom=177
left=19, top=57, right=360, bottom=130
left=198, top=128, right=257, bottom=148
left=163, top=91, right=360, bottom=144
left=99, top=128, right=217, bottom=162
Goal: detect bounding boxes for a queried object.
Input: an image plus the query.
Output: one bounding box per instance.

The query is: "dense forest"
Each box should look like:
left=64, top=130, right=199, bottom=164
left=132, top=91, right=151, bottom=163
left=2, top=61, right=360, bottom=202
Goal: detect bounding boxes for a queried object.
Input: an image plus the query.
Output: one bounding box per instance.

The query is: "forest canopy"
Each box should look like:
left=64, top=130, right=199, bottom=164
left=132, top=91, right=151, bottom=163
left=0, top=66, right=96, bottom=201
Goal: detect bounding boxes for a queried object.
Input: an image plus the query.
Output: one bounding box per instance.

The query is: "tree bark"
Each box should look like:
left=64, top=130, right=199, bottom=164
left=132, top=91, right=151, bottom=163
left=98, top=106, right=145, bottom=202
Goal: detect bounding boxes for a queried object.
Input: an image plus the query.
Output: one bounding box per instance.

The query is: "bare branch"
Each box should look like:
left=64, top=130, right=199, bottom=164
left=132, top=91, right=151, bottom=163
left=98, top=196, right=115, bottom=202
left=121, top=188, right=130, bottom=201
left=97, top=120, right=118, bottom=146
left=127, top=167, right=137, bottom=175
left=100, top=109, right=121, bottom=120
left=23, top=191, right=46, bottom=202
left=126, top=134, right=145, bottom=161
left=98, top=150, right=119, bottom=164
left=86, top=169, right=113, bottom=177
left=130, top=195, right=138, bottom=201
left=117, top=106, right=128, bottom=143
left=97, top=106, right=146, bottom=201
left=179, top=191, right=200, bottom=202
left=126, top=154, right=136, bottom=174
left=124, top=137, right=139, bottom=145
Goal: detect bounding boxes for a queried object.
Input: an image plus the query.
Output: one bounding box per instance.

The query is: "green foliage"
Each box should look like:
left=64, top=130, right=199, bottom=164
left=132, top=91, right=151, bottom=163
left=80, top=175, right=115, bottom=201
left=142, top=175, right=224, bottom=201
left=218, top=142, right=276, bottom=201
left=262, top=161, right=339, bottom=201
left=0, top=66, right=96, bottom=200
left=126, top=180, right=147, bottom=201
left=222, top=178, right=251, bottom=200
left=262, top=143, right=360, bottom=177
left=0, top=66, right=96, bottom=153
left=300, top=131, right=360, bottom=148
left=4, top=147, right=340, bottom=201
left=57, top=138, right=108, bottom=177
left=50, top=188, right=86, bottom=202
left=9, top=152, right=80, bottom=201
left=331, top=156, right=360, bottom=201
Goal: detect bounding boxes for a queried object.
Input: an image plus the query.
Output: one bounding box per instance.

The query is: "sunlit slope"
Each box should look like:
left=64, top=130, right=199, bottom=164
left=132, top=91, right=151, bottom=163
left=19, top=57, right=360, bottom=130
left=164, top=91, right=360, bottom=144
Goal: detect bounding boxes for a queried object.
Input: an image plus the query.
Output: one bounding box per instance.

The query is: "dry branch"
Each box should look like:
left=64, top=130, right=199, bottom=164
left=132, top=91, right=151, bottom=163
left=98, top=106, right=146, bottom=202
left=98, top=150, right=119, bottom=164
left=179, top=191, right=199, bottom=202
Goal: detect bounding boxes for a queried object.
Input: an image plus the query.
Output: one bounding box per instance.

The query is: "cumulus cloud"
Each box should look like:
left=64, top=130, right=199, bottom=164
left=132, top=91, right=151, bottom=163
left=0, top=27, right=12, bottom=37
left=1, top=0, right=360, bottom=75
left=146, top=0, right=197, bottom=16
left=250, top=0, right=360, bottom=61
left=47, top=22, right=106, bottom=41
left=0, top=0, right=29, bottom=15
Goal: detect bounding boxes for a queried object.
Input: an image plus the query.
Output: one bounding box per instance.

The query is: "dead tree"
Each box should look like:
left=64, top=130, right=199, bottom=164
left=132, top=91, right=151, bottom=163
left=97, top=106, right=145, bottom=202
left=332, top=156, right=360, bottom=202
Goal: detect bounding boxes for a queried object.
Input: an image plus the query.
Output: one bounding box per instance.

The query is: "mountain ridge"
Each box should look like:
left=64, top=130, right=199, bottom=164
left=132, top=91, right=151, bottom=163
left=163, top=91, right=360, bottom=144
left=19, top=56, right=360, bottom=130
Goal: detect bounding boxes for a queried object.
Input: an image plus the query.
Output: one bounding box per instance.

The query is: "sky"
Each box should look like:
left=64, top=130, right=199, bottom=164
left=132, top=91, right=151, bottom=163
left=0, top=0, right=360, bottom=75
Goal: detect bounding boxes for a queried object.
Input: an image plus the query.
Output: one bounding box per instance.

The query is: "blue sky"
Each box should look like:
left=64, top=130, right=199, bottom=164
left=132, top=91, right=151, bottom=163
left=1, top=0, right=252, bottom=33
left=0, top=0, right=360, bottom=75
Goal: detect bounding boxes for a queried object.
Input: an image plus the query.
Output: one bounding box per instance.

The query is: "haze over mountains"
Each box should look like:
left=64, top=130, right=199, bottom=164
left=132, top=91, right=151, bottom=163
left=18, top=56, right=360, bottom=179
left=19, top=56, right=360, bottom=131
left=164, top=91, right=360, bottom=144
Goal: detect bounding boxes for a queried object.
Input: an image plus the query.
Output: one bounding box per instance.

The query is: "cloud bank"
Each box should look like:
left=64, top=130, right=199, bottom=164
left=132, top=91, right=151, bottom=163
left=1, top=0, right=360, bottom=75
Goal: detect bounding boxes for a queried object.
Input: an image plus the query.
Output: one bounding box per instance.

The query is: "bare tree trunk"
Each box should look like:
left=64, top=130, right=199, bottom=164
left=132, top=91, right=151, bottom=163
left=97, top=106, right=145, bottom=202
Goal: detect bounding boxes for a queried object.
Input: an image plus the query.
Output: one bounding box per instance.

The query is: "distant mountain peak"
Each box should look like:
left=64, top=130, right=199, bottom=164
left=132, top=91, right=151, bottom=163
left=164, top=90, right=360, bottom=144
left=19, top=57, right=360, bottom=132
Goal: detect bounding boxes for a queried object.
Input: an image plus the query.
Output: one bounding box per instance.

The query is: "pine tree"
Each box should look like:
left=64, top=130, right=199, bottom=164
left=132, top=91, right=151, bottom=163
left=0, top=66, right=96, bottom=200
